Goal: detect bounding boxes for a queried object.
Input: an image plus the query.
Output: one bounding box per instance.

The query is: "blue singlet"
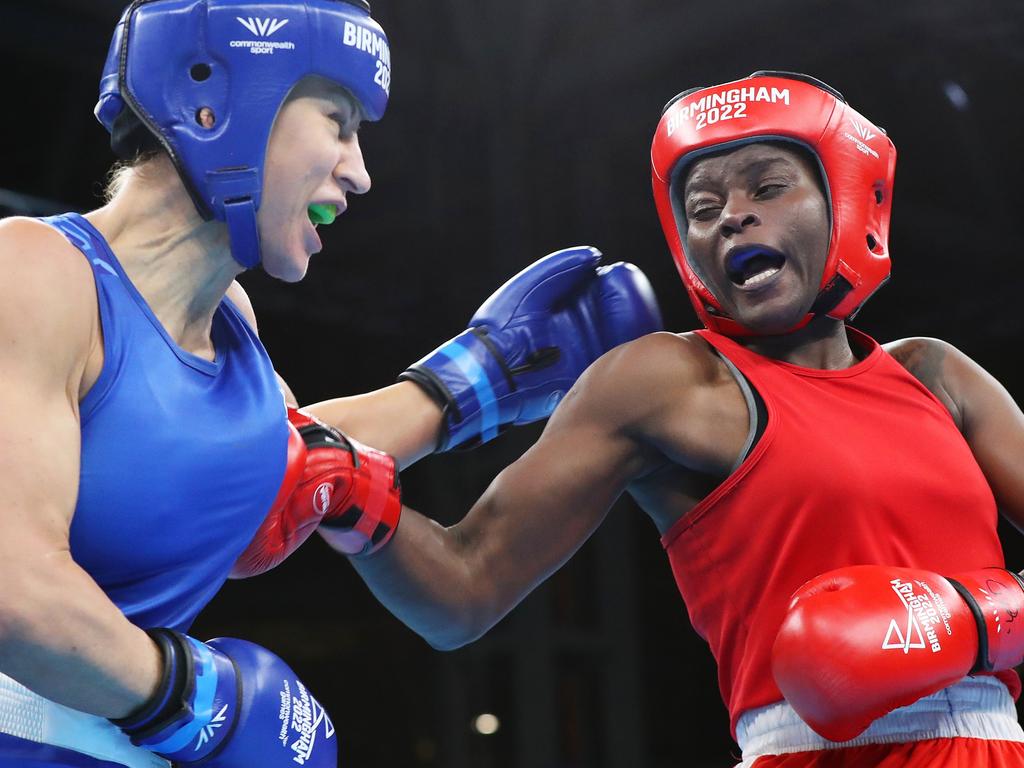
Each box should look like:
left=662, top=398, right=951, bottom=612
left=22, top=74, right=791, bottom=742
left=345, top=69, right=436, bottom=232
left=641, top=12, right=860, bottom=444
left=43, top=213, right=288, bottom=631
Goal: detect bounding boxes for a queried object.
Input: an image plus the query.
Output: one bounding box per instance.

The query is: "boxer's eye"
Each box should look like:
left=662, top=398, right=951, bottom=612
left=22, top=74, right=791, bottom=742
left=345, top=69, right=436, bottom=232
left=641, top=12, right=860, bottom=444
left=688, top=198, right=721, bottom=222
left=329, top=112, right=354, bottom=139
left=755, top=182, right=786, bottom=197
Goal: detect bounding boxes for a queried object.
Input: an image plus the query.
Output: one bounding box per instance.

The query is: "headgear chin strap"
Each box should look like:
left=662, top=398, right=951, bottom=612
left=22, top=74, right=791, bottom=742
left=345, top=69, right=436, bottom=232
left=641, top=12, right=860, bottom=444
left=650, top=71, right=896, bottom=337
left=95, top=0, right=392, bottom=270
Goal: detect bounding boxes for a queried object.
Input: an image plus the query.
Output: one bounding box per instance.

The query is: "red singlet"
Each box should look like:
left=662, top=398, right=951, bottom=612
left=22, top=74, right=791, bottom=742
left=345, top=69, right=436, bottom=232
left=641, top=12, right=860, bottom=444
left=660, top=327, right=1019, bottom=736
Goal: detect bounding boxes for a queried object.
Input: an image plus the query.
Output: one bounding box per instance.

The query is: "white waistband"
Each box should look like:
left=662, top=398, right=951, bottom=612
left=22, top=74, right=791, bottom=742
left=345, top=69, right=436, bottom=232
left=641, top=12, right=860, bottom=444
left=0, top=672, right=168, bottom=768
left=736, top=677, right=1024, bottom=764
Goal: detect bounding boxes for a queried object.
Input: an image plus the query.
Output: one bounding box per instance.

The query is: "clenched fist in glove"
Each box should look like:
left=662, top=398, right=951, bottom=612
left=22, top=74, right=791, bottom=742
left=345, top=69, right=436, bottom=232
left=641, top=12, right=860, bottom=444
left=771, top=564, right=1024, bottom=742
left=231, top=406, right=402, bottom=577
left=400, top=246, right=662, bottom=450
left=115, top=632, right=336, bottom=766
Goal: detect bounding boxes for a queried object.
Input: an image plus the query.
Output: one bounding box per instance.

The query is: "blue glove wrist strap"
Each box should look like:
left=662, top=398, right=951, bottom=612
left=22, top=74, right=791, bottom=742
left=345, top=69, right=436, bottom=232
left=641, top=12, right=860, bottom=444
left=113, top=629, right=239, bottom=763
left=111, top=630, right=189, bottom=737
left=402, top=328, right=516, bottom=450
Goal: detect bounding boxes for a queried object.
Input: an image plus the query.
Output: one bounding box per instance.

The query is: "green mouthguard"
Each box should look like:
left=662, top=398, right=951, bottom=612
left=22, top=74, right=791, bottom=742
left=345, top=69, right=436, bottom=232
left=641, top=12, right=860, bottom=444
left=307, top=203, right=336, bottom=226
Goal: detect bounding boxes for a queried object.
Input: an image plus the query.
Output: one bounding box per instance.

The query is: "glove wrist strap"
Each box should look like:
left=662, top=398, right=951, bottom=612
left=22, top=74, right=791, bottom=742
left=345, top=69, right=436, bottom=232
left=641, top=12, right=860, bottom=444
left=111, top=629, right=192, bottom=737
left=947, top=568, right=1024, bottom=673
left=945, top=577, right=991, bottom=673
left=399, top=328, right=515, bottom=451
left=319, top=436, right=403, bottom=556
left=113, top=630, right=239, bottom=762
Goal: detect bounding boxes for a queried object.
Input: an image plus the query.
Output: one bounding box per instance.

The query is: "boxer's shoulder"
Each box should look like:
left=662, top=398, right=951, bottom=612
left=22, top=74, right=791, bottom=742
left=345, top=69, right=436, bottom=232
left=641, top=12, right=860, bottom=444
left=225, top=279, right=259, bottom=335
left=882, top=335, right=953, bottom=369
left=564, top=330, right=737, bottom=447
left=0, top=215, right=92, bottom=266
left=0, top=217, right=98, bottom=384
left=607, top=332, right=756, bottom=529
left=884, top=336, right=983, bottom=429
left=0, top=215, right=99, bottom=295
left=575, top=330, right=724, bottom=405
left=594, top=330, right=725, bottom=379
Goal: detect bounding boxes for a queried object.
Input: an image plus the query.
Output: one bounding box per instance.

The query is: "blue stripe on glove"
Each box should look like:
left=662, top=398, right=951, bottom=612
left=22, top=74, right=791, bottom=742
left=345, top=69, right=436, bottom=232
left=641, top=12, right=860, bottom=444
left=435, top=338, right=502, bottom=443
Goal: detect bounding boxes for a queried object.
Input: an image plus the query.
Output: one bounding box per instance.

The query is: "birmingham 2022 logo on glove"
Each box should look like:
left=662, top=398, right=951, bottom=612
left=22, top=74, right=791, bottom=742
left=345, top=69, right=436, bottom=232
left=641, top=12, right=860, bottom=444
left=882, top=578, right=954, bottom=654
left=278, top=679, right=336, bottom=765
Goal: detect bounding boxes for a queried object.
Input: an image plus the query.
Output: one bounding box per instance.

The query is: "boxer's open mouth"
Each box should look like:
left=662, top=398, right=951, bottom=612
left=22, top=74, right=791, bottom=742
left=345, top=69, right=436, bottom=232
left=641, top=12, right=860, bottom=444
left=725, top=245, right=787, bottom=288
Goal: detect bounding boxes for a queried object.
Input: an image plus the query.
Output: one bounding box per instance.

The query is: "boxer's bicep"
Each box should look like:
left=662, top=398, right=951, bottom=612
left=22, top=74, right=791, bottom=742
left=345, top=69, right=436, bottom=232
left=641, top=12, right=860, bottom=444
left=0, top=363, right=81, bottom=554
left=943, top=344, right=1024, bottom=530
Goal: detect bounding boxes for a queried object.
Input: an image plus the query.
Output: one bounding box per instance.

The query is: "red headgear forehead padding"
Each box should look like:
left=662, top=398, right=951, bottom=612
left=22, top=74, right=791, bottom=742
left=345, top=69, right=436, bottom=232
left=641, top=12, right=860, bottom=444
left=650, top=71, right=896, bottom=336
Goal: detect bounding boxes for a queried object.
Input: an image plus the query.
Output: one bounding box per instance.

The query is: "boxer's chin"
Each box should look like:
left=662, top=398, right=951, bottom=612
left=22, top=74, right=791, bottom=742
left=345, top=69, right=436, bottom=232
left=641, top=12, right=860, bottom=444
left=261, top=240, right=312, bottom=283
left=741, top=301, right=810, bottom=335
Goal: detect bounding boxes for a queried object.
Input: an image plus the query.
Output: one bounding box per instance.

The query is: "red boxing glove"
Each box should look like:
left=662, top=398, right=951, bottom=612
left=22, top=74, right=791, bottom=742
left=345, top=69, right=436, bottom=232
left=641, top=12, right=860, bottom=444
left=771, top=565, right=1024, bottom=743
left=231, top=408, right=402, bottom=578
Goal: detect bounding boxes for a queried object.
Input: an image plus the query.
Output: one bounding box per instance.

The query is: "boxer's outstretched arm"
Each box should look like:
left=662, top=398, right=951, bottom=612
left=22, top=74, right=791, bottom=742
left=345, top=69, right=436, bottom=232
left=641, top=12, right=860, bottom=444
left=338, top=333, right=680, bottom=649
left=304, top=384, right=442, bottom=469
left=281, top=248, right=661, bottom=468
left=0, top=219, right=160, bottom=717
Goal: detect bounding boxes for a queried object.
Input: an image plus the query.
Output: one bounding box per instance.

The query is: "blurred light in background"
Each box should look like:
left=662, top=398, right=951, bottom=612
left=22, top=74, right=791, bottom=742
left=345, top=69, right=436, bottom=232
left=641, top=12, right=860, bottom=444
left=472, top=713, right=501, bottom=735
left=942, top=81, right=970, bottom=111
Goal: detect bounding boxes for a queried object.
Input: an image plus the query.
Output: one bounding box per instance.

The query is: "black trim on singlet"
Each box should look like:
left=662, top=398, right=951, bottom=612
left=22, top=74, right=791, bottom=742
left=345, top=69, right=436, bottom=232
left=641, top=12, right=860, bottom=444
left=714, top=351, right=768, bottom=472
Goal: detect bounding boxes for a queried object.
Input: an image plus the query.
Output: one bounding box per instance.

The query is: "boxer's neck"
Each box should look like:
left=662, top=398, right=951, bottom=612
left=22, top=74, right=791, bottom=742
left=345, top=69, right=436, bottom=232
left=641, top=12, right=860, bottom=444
left=86, top=155, right=241, bottom=358
left=736, top=316, right=860, bottom=370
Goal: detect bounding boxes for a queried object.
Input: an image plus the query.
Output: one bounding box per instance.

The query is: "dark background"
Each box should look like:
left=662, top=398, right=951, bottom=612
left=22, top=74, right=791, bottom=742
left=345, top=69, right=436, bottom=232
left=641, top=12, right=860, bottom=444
left=3, top=0, right=1024, bottom=765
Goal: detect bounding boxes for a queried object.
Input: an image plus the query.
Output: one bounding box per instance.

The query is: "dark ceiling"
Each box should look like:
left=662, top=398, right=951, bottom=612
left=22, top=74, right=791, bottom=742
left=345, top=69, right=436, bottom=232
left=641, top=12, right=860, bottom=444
left=2, top=1, right=1023, bottom=766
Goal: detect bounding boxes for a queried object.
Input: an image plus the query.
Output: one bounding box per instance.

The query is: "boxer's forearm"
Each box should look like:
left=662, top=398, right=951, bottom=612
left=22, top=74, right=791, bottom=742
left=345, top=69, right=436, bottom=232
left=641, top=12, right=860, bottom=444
left=0, top=551, right=161, bottom=718
left=327, top=509, right=496, bottom=650
left=324, top=350, right=650, bottom=648
left=329, top=461, right=618, bottom=649
left=304, top=382, right=442, bottom=469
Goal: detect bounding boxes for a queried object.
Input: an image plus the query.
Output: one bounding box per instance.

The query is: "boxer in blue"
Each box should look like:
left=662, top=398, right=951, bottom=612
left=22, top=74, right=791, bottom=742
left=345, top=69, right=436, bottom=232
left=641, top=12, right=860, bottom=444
left=0, top=1, right=661, bottom=766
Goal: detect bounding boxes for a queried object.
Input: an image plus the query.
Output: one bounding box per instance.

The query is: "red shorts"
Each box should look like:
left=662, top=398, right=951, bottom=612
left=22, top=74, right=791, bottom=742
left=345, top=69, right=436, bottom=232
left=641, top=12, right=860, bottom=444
left=747, top=738, right=1024, bottom=767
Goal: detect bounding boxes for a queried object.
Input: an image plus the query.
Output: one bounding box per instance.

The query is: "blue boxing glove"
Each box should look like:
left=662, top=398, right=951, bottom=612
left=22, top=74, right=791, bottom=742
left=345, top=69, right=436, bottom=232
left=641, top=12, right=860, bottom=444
left=401, top=246, right=662, bottom=450
left=113, top=631, right=335, bottom=766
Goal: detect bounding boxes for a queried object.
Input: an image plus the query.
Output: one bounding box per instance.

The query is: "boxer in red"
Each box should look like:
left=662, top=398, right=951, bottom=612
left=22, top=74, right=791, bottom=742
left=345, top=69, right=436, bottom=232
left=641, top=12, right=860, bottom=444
left=270, top=71, right=1024, bottom=766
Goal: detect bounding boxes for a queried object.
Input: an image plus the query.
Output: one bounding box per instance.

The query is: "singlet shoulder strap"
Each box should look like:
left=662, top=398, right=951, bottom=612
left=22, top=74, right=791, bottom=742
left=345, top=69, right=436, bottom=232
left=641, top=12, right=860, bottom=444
left=710, top=349, right=768, bottom=472
left=38, top=213, right=130, bottom=419
left=40, top=213, right=121, bottom=277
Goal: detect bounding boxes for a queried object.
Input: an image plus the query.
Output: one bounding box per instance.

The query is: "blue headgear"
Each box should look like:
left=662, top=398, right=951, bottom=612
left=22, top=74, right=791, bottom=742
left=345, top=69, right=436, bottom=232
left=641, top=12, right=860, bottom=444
left=95, top=0, right=391, bottom=269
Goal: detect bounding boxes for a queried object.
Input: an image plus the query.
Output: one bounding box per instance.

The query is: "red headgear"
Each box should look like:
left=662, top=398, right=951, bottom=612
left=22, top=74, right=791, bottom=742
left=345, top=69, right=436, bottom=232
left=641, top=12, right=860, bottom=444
left=650, top=71, right=896, bottom=336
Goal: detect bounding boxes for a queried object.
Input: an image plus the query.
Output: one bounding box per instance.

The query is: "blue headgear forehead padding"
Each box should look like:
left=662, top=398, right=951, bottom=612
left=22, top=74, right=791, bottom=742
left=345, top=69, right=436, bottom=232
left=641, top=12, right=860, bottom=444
left=94, top=0, right=391, bottom=269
